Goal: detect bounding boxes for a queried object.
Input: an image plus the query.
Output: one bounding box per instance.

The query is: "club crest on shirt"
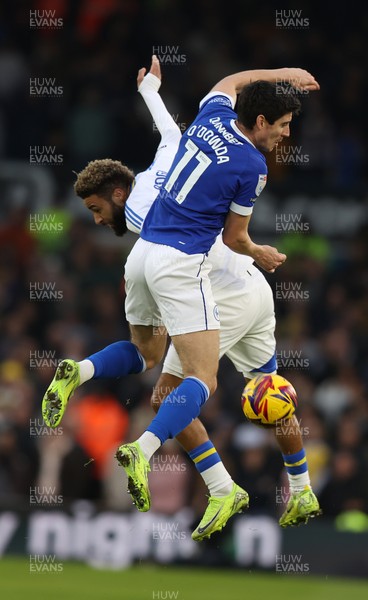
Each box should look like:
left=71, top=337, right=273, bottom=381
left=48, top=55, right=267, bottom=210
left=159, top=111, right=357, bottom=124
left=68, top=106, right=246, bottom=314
left=255, top=174, right=267, bottom=196
left=213, top=305, right=220, bottom=321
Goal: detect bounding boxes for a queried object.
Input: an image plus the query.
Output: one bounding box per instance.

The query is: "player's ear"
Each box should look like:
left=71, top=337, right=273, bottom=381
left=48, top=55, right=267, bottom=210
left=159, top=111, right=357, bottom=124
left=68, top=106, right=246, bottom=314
left=112, top=188, right=126, bottom=205
left=256, top=114, right=266, bottom=129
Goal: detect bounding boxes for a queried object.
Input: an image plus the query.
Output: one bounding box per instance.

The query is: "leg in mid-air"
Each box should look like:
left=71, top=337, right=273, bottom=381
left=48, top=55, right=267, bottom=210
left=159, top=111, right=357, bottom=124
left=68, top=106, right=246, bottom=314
left=42, top=324, right=167, bottom=515
left=273, top=413, right=322, bottom=527
left=221, top=266, right=321, bottom=527
left=41, top=325, right=167, bottom=429
left=115, top=327, right=226, bottom=519
left=146, top=370, right=249, bottom=542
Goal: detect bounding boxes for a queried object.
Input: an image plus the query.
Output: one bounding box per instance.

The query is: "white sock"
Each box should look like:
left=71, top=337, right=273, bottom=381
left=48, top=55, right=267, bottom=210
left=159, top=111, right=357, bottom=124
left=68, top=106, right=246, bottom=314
left=288, top=472, right=311, bottom=494
left=137, top=431, right=161, bottom=462
left=201, top=463, right=234, bottom=497
left=77, top=359, right=95, bottom=385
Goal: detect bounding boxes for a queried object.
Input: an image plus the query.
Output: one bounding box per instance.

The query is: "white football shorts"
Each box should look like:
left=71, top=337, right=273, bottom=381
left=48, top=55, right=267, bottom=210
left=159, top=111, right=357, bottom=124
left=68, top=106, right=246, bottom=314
left=124, top=237, right=220, bottom=336
left=163, top=262, right=276, bottom=379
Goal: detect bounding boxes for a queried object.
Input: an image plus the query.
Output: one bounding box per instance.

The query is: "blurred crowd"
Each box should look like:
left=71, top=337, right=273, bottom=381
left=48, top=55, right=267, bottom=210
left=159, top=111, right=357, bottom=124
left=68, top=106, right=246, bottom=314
left=0, top=0, right=368, bottom=533
left=0, top=0, right=367, bottom=195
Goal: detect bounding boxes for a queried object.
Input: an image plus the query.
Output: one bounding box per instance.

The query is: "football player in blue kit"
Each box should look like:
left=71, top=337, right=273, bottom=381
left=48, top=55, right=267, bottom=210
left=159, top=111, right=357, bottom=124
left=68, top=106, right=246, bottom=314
left=43, top=57, right=321, bottom=539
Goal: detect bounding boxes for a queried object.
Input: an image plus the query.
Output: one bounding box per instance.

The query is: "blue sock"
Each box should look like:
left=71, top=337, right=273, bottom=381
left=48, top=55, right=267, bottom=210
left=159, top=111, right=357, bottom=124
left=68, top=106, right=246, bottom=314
left=189, top=441, right=221, bottom=473
left=282, top=448, right=308, bottom=476
left=87, top=341, right=145, bottom=378
left=147, top=377, right=209, bottom=443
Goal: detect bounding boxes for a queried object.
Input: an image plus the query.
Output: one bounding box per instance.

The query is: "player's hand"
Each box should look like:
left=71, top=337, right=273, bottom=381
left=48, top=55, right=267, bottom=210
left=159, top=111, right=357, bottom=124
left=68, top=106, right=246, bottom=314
left=279, top=67, right=320, bottom=91
left=252, top=245, right=287, bottom=273
left=137, top=55, right=162, bottom=89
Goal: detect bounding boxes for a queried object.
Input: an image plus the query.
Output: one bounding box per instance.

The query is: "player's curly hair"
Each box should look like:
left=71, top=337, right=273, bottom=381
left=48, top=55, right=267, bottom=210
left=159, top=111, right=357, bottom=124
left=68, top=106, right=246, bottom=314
left=237, top=81, right=301, bottom=128
left=74, top=159, right=135, bottom=199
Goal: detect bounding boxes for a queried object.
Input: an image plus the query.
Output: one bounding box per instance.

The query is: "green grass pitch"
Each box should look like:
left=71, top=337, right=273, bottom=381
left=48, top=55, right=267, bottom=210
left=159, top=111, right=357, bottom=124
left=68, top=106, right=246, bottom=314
left=1, top=558, right=367, bottom=600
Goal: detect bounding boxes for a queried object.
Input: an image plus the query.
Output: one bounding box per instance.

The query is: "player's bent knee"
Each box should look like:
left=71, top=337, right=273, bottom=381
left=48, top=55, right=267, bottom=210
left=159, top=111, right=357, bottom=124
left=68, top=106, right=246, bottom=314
left=148, top=344, right=167, bottom=368
left=144, top=356, right=160, bottom=370
left=137, top=346, right=166, bottom=370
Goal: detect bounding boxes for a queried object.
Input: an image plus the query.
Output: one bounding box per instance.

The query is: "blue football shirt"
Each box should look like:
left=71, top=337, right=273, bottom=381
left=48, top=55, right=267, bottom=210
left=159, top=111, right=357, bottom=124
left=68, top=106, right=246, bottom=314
left=141, top=92, right=268, bottom=254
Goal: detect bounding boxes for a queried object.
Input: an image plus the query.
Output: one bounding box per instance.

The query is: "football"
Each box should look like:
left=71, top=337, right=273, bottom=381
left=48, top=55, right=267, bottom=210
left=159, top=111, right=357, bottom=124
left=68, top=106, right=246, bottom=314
left=241, top=374, right=297, bottom=426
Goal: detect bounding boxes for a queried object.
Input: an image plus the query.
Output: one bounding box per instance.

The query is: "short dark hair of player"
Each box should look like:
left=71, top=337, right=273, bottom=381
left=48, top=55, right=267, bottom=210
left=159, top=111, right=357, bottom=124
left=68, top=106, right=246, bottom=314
left=237, top=81, right=302, bottom=129
left=74, top=159, right=135, bottom=199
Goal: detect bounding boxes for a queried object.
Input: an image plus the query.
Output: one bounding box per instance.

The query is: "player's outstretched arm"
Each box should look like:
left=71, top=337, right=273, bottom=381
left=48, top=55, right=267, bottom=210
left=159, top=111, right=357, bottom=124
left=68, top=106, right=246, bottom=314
left=137, top=55, right=181, bottom=141
left=211, top=67, right=320, bottom=103
left=222, top=211, right=286, bottom=273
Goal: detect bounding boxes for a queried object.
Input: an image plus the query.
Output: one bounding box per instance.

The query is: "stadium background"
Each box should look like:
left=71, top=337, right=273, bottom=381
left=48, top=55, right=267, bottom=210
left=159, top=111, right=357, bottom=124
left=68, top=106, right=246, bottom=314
left=1, top=0, right=368, bottom=594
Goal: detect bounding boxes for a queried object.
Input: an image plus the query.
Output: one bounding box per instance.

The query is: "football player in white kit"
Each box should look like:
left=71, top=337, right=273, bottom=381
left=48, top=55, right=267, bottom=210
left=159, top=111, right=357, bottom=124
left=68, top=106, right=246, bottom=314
left=43, top=57, right=321, bottom=539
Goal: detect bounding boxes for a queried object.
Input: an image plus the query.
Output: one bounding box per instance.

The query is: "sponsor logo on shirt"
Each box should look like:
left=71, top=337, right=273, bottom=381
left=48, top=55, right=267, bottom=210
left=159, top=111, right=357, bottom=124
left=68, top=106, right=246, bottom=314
left=255, top=174, right=267, bottom=196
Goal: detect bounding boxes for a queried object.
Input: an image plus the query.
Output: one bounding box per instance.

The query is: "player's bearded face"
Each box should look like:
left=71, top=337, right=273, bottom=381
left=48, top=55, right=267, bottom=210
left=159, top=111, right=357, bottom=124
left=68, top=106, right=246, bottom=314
left=110, top=201, right=127, bottom=236
left=83, top=193, right=127, bottom=236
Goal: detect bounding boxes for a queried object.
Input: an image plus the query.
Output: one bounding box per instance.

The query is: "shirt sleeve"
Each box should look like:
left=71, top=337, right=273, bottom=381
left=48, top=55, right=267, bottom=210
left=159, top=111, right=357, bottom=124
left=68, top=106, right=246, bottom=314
left=230, top=170, right=268, bottom=216
left=198, top=92, right=236, bottom=113
left=138, top=73, right=182, bottom=148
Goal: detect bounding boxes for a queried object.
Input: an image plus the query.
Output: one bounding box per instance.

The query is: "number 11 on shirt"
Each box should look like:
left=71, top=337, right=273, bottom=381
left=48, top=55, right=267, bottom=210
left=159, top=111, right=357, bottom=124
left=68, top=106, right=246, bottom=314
left=164, top=139, right=213, bottom=204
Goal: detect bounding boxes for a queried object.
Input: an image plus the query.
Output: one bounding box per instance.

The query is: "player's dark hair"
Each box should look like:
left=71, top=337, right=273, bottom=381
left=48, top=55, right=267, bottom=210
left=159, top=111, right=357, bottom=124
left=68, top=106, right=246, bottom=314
left=237, top=81, right=301, bottom=128
left=74, top=159, right=135, bottom=199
